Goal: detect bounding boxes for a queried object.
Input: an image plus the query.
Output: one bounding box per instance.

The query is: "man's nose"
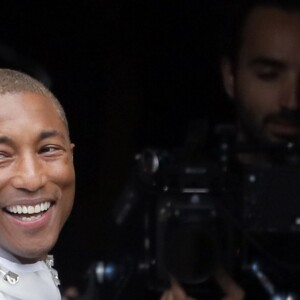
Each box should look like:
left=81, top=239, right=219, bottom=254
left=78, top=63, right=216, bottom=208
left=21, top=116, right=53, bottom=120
left=11, top=155, right=47, bottom=191
left=281, top=78, right=300, bottom=110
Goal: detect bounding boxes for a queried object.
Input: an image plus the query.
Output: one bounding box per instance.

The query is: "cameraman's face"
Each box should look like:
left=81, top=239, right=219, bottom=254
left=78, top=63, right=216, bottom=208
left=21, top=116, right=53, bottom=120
left=222, top=6, right=300, bottom=143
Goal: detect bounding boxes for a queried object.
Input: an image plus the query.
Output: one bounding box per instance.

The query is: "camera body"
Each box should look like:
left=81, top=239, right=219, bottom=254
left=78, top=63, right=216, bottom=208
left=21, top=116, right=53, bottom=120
left=107, top=137, right=300, bottom=299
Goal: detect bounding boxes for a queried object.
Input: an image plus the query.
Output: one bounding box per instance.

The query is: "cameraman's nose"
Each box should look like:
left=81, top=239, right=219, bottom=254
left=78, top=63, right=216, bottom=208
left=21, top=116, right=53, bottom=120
left=12, top=154, right=47, bottom=191
left=281, top=78, right=300, bottom=110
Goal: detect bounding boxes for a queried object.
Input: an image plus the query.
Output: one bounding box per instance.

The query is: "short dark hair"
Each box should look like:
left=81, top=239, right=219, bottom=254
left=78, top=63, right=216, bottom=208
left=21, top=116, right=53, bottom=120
left=221, top=0, right=300, bottom=64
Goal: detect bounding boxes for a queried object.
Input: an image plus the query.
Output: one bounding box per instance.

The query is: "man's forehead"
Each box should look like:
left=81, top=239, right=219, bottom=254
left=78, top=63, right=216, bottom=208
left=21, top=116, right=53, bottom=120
left=0, top=91, right=51, bottom=103
left=0, top=92, right=62, bottom=124
left=244, top=6, right=300, bottom=41
left=0, top=92, right=49, bottom=111
left=239, top=6, right=300, bottom=63
left=0, top=93, right=70, bottom=141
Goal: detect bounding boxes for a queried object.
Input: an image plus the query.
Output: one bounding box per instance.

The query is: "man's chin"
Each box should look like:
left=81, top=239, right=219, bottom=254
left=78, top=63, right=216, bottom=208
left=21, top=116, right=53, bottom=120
left=266, top=132, right=300, bottom=144
left=17, top=255, right=47, bottom=264
left=239, top=131, right=299, bottom=148
left=10, top=239, right=55, bottom=264
left=265, top=123, right=300, bottom=143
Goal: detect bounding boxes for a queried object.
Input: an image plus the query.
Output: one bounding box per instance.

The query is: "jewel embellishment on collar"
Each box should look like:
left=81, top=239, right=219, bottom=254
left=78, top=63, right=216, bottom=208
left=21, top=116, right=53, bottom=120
left=45, top=255, right=60, bottom=286
left=3, top=271, right=19, bottom=285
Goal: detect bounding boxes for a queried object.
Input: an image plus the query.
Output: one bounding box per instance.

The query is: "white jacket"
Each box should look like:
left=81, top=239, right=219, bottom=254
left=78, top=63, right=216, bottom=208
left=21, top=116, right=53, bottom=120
left=0, top=256, right=61, bottom=300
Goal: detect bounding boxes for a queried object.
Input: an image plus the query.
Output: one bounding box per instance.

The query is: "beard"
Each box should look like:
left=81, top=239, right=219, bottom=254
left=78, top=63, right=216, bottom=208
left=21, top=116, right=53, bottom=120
left=236, top=103, right=300, bottom=165
left=237, top=103, right=300, bottom=145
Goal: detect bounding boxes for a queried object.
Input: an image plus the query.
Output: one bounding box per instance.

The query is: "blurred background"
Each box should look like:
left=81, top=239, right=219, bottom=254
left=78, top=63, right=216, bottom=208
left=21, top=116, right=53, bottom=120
left=0, top=0, right=230, bottom=291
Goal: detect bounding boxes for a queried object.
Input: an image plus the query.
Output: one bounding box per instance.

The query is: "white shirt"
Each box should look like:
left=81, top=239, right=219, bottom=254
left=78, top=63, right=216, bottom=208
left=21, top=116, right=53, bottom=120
left=0, top=255, right=61, bottom=300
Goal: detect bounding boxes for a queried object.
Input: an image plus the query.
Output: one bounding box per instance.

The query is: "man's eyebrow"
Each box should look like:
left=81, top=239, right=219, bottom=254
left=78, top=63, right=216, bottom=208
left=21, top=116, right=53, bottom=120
left=0, top=131, right=66, bottom=147
left=39, top=130, right=65, bottom=140
left=0, top=136, right=15, bottom=147
left=249, top=57, right=286, bottom=69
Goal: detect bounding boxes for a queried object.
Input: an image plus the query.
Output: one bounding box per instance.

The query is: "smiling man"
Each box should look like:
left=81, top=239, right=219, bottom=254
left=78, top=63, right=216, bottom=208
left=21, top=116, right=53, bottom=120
left=0, top=69, right=75, bottom=299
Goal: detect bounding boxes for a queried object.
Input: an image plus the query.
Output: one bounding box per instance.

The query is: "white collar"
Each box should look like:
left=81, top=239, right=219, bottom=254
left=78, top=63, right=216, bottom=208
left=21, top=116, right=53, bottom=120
left=0, top=256, right=46, bottom=273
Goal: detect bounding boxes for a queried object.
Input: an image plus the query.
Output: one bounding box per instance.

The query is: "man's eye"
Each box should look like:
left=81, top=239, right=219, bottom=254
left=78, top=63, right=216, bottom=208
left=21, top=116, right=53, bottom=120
left=255, top=69, right=280, bottom=81
left=40, top=146, right=59, bottom=154
left=0, top=152, right=9, bottom=159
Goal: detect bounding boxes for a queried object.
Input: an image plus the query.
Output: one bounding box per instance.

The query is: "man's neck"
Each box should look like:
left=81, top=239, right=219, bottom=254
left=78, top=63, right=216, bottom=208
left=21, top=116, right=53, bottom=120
left=0, top=248, right=47, bottom=265
left=0, top=248, right=21, bottom=264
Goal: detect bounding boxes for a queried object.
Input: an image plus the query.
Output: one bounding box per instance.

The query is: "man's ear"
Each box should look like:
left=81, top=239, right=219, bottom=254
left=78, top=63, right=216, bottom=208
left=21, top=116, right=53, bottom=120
left=70, top=143, right=75, bottom=160
left=221, top=58, right=235, bottom=99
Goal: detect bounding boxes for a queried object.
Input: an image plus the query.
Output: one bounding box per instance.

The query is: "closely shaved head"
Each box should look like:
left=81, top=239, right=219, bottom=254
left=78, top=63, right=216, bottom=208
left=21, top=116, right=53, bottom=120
left=0, top=68, right=69, bottom=133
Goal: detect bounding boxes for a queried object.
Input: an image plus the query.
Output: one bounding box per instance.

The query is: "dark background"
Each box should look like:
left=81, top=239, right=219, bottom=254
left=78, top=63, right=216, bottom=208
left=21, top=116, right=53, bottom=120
left=0, top=0, right=230, bottom=290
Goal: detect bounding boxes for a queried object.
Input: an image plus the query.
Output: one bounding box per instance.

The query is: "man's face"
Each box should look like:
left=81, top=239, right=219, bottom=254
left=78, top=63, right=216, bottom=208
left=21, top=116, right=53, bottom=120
left=222, top=7, right=300, bottom=143
left=0, top=92, right=75, bottom=263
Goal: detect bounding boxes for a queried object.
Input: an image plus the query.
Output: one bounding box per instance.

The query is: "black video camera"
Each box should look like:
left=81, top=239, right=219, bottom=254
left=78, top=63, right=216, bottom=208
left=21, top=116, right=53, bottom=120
left=87, top=127, right=300, bottom=300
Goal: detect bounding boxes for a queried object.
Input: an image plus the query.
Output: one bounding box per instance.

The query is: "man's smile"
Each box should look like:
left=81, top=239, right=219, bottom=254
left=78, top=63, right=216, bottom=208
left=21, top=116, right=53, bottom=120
left=4, top=201, right=52, bottom=222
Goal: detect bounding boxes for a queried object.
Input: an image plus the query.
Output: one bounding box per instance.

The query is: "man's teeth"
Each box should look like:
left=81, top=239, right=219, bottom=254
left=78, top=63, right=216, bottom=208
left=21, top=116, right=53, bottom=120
left=21, top=215, right=43, bottom=222
left=6, top=202, right=51, bottom=214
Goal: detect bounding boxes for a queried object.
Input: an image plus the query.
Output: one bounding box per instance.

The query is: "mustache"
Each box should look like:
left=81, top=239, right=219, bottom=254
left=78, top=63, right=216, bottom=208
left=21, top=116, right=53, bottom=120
left=263, top=109, right=300, bottom=126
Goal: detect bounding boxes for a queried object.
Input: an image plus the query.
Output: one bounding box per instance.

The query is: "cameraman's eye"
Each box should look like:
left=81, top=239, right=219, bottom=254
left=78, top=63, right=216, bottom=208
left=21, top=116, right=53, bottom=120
left=256, top=69, right=280, bottom=81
